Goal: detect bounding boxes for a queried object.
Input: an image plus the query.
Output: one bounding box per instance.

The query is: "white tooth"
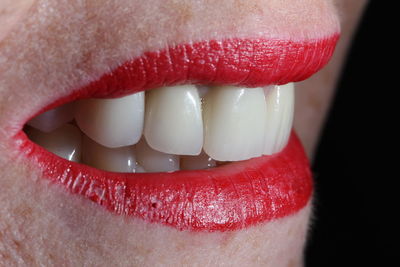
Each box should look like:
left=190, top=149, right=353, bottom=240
left=144, top=85, right=203, bottom=155
left=135, top=139, right=180, bottom=172
left=203, top=86, right=267, bottom=161
left=263, top=83, right=295, bottom=155
left=75, top=92, right=144, bottom=148
left=26, top=124, right=81, bottom=162
left=180, top=151, right=216, bottom=170
left=196, top=85, right=210, bottom=98
left=82, top=135, right=137, bottom=173
left=28, top=102, right=76, bottom=132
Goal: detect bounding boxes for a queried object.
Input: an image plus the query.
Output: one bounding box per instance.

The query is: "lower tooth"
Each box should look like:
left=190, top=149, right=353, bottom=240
left=180, top=151, right=216, bottom=170
left=203, top=86, right=267, bottom=161
left=135, top=164, right=146, bottom=173
left=82, top=135, right=137, bottom=173
left=28, top=102, right=76, bottom=133
left=26, top=124, right=82, bottom=162
left=135, top=139, right=180, bottom=173
left=263, top=83, right=294, bottom=155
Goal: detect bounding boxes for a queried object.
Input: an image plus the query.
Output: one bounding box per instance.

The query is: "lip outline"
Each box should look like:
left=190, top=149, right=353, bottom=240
left=12, top=35, right=338, bottom=231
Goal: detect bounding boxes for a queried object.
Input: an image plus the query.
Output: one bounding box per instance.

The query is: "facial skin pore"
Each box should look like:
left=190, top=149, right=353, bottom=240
left=0, top=0, right=34, bottom=42
left=0, top=1, right=366, bottom=266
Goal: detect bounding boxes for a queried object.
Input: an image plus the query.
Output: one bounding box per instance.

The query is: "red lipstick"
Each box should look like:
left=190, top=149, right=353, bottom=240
left=57, top=36, right=339, bottom=102
left=17, top=131, right=311, bottom=231
left=15, top=35, right=338, bottom=231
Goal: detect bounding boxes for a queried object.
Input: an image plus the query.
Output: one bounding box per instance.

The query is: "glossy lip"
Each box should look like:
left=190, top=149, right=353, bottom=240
left=15, top=36, right=338, bottom=231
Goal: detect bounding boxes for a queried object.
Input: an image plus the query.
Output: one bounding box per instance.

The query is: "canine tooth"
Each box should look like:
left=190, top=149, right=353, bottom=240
left=144, top=85, right=203, bottom=155
left=136, top=139, right=180, bottom=172
left=26, top=124, right=81, bottom=162
left=263, top=83, right=295, bottom=155
left=75, top=92, right=144, bottom=148
left=28, top=102, right=76, bottom=132
left=82, top=135, right=137, bottom=173
left=203, top=86, right=267, bottom=161
left=180, top=151, right=216, bottom=170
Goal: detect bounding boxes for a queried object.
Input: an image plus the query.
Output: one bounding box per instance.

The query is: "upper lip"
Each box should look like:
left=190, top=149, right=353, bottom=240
left=13, top=35, right=338, bottom=231
left=69, top=36, right=339, bottom=100
left=25, top=35, right=340, bottom=122
left=16, top=33, right=339, bottom=127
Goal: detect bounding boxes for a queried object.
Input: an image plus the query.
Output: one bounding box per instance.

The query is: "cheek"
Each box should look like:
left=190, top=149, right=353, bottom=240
left=294, top=78, right=336, bottom=160
left=0, top=0, right=34, bottom=42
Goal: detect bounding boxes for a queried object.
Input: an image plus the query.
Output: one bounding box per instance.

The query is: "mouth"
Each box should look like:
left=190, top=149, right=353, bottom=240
left=13, top=36, right=339, bottom=231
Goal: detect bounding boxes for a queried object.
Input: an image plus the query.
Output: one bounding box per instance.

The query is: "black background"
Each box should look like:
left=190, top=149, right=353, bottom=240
left=306, top=1, right=396, bottom=266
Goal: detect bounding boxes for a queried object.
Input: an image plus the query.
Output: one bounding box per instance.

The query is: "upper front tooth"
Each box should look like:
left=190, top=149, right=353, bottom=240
left=144, top=85, right=203, bottom=155
left=263, top=83, right=295, bottom=155
left=203, top=86, right=267, bottom=161
left=28, top=102, right=76, bottom=132
left=82, top=135, right=137, bottom=173
left=75, top=92, right=144, bottom=148
left=26, top=124, right=82, bottom=162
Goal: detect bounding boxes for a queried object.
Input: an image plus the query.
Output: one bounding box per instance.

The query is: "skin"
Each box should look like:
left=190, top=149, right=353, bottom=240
left=0, top=1, right=367, bottom=266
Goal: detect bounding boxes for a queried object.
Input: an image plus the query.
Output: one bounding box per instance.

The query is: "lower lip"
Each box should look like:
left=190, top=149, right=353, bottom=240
left=15, top=130, right=312, bottom=232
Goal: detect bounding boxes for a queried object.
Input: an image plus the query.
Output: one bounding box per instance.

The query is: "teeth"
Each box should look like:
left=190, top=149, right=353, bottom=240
left=263, top=83, right=295, bottom=155
left=75, top=92, right=144, bottom=148
left=136, top=139, right=180, bottom=172
left=180, top=151, right=216, bottom=170
left=27, top=82, right=296, bottom=171
left=203, top=86, right=267, bottom=161
left=82, top=135, right=137, bottom=173
left=26, top=124, right=81, bottom=162
left=144, top=85, right=203, bottom=155
left=27, top=102, right=76, bottom=132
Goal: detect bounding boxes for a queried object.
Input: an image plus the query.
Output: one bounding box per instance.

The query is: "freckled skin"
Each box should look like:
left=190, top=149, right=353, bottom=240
left=0, top=0, right=367, bottom=266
